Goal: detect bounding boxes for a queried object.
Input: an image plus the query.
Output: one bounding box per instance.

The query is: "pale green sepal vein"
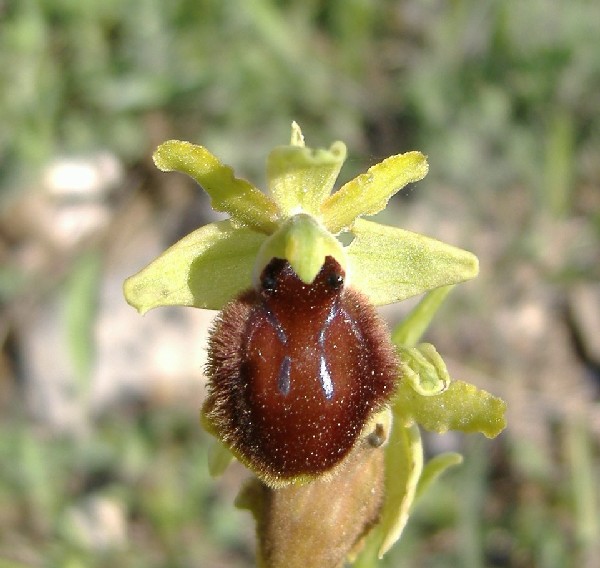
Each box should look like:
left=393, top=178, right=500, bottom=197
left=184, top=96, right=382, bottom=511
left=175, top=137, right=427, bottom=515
left=393, top=379, right=507, bottom=439
left=153, top=140, right=281, bottom=234
left=123, top=219, right=266, bottom=313
left=267, top=141, right=347, bottom=216
left=347, top=219, right=479, bottom=306
left=321, top=151, right=429, bottom=234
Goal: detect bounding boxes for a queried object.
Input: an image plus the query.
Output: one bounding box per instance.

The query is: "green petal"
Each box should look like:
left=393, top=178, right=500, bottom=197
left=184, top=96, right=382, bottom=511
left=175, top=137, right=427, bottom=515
left=398, top=343, right=451, bottom=396
left=123, top=220, right=266, bottom=313
left=347, top=218, right=479, bottom=306
left=153, top=140, right=281, bottom=234
left=253, top=213, right=346, bottom=284
left=267, top=141, right=347, bottom=216
left=320, top=151, right=428, bottom=234
left=393, top=379, right=507, bottom=438
left=377, top=423, right=423, bottom=558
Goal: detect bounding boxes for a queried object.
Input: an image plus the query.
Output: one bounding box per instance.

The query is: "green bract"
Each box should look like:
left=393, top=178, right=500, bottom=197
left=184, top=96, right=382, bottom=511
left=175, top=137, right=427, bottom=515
left=123, top=123, right=507, bottom=566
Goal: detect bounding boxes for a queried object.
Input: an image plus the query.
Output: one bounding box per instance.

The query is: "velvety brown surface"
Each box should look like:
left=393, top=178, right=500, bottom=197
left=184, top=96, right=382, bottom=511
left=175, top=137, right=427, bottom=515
left=204, top=256, right=398, bottom=483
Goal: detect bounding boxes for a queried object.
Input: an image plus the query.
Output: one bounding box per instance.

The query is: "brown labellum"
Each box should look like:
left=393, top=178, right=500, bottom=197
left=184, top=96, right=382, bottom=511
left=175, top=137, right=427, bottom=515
left=203, top=256, right=398, bottom=485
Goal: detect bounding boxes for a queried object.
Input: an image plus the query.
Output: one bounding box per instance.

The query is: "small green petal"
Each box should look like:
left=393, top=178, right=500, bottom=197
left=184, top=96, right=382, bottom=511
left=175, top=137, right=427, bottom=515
left=321, top=151, right=429, bottom=234
left=153, top=140, right=281, bottom=234
left=267, top=141, right=347, bottom=216
left=347, top=219, right=479, bottom=306
left=124, top=220, right=266, bottom=313
left=394, top=379, right=507, bottom=438
left=377, top=423, right=424, bottom=558
left=399, top=343, right=450, bottom=396
left=253, top=213, right=346, bottom=285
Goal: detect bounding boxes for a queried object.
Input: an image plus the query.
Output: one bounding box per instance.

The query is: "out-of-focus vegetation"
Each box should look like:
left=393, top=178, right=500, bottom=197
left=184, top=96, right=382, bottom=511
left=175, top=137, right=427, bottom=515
left=1, top=1, right=599, bottom=567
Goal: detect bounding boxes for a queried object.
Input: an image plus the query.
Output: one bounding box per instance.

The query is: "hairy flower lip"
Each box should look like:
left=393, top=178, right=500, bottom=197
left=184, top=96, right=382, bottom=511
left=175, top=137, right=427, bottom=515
left=202, top=254, right=399, bottom=488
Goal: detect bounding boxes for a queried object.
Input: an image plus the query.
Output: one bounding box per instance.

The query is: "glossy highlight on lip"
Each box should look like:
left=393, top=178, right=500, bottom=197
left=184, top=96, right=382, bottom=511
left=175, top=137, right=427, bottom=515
left=203, top=256, right=399, bottom=485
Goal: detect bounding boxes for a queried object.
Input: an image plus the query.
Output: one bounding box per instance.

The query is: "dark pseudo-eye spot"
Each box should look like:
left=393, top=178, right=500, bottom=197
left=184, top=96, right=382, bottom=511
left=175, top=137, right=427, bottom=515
left=326, top=271, right=344, bottom=290
left=262, top=274, right=277, bottom=292
left=260, top=257, right=287, bottom=292
left=203, top=255, right=398, bottom=485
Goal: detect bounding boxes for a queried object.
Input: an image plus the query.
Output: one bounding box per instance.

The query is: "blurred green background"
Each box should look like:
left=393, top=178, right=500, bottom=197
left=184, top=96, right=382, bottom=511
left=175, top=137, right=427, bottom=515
left=1, top=1, right=599, bottom=567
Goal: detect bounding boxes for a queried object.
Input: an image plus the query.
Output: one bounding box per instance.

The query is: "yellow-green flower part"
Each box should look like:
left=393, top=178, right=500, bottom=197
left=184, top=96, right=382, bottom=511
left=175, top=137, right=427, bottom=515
left=123, top=123, right=506, bottom=566
left=124, top=122, right=478, bottom=314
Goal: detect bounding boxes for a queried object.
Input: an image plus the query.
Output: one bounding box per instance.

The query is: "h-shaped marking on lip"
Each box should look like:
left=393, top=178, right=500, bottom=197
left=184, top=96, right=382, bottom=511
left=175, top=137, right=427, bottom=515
left=317, top=302, right=337, bottom=399
left=262, top=300, right=339, bottom=400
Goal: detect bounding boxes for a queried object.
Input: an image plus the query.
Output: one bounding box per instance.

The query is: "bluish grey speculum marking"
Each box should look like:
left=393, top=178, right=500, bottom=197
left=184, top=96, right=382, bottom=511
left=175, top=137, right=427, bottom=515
left=265, top=298, right=342, bottom=399
left=317, top=302, right=338, bottom=399
left=262, top=302, right=288, bottom=345
left=279, top=355, right=291, bottom=395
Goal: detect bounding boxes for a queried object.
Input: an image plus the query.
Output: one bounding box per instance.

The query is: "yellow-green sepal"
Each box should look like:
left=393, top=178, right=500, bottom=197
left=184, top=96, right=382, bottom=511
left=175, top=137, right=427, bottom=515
left=153, top=140, right=281, bottom=234
left=253, top=213, right=347, bottom=285
left=393, top=379, right=507, bottom=439
left=347, top=219, right=479, bottom=306
left=267, top=141, right=347, bottom=217
left=321, top=151, right=429, bottom=234
left=123, top=220, right=266, bottom=313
